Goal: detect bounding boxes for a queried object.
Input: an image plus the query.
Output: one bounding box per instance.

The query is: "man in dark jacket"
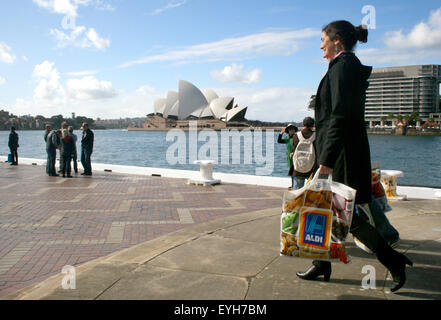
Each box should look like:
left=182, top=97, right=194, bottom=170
left=8, top=127, right=19, bottom=165
left=81, top=123, right=94, bottom=176
left=68, top=126, right=78, bottom=173
left=46, top=129, right=60, bottom=176
left=44, top=124, right=53, bottom=174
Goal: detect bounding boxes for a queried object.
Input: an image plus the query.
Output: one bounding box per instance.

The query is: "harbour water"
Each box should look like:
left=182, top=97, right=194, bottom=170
left=1, top=129, right=440, bottom=188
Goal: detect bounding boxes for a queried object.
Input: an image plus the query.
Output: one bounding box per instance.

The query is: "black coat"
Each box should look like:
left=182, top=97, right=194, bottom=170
left=81, top=129, right=94, bottom=152
left=8, top=131, right=19, bottom=149
left=314, top=52, right=373, bottom=204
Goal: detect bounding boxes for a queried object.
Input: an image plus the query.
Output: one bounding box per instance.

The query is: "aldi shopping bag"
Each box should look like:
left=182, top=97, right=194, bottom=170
left=280, top=171, right=356, bottom=264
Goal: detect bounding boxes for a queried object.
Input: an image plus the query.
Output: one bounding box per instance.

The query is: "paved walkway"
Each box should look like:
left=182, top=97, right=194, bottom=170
left=0, top=162, right=283, bottom=298
left=1, top=162, right=441, bottom=300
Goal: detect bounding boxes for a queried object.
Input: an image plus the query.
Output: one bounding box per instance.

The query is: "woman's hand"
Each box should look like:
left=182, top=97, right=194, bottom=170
left=319, top=165, right=333, bottom=175
left=280, top=128, right=285, bottom=134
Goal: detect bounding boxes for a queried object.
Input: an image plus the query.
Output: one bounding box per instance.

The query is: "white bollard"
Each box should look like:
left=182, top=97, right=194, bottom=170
left=187, top=160, right=221, bottom=186
left=381, top=170, right=407, bottom=200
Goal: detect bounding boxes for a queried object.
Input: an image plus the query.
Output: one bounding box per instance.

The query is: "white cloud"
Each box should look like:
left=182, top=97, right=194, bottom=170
left=120, top=28, right=320, bottom=68
left=214, top=86, right=315, bottom=122
left=9, top=86, right=152, bottom=120
left=151, top=0, right=187, bottom=15
left=384, top=7, right=441, bottom=50
left=0, top=42, right=16, bottom=64
left=32, top=60, right=116, bottom=106
left=8, top=60, right=121, bottom=119
left=211, top=64, right=261, bottom=84
left=66, top=76, right=116, bottom=100
left=85, top=28, right=110, bottom=50
left=33, top=0, right=78, bottom=17
left=33, top=0, right=114, bottom=17
left=22, top=55, right=28, bottom=62
left=50, top=26, right=110, bottom=50
left=357, top=7, right=441, bottom=66
left=33, top=60, right=65, bottom=103
left=34, top=0, right=111, bottom=50
left=0, top=76, right=5, bottom=85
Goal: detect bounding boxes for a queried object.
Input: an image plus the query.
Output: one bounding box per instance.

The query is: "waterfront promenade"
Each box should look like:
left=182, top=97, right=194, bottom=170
left=0, top=162, right=440, bottom=300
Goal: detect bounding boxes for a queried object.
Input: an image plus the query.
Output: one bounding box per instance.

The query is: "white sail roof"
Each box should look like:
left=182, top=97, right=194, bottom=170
left=178, top=80, right=209, bottom=120
left=163, top=91, right=178, bottom=118
left=168, top=101, right=179, bottom=118
left=154, top=98, right=167, bottom=114
left=200, top=105, right=215, bottom=118
left=209, top=97, right=234, bottom=119
left=225, top=106, right=248, bottom=122
left=150, top=80, right=247, bottom=122
left=204, top=89, right=219, bottom=103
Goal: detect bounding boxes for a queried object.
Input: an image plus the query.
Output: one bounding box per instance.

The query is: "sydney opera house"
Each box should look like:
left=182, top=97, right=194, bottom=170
left=142, top=80, right=248, bottom=130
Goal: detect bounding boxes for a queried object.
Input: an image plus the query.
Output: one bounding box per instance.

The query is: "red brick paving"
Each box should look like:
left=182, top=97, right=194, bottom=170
left=0, top=162, right=283, bottom=298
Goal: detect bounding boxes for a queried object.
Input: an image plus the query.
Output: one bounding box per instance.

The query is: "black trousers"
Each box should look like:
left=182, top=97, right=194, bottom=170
left=72, top=152, right=78, bottom=172
left=47, top=149, right=56, bottom=176
left=9, top=147, right=18, bottom=164
left=314, top=212, right=400, bottom=272
left=62, top=154, right=72, bottom=176
left=81, top=148, right=92, bottom=174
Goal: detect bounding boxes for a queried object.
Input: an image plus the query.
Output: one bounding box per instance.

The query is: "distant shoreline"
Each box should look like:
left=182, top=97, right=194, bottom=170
left=368, top=130, right=441, bottom=136
left=2, top=128, right=441, bottom=136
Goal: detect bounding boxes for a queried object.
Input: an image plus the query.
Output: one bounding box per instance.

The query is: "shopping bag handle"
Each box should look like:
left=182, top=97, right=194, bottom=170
left=318, top=173, right=330, bottom=180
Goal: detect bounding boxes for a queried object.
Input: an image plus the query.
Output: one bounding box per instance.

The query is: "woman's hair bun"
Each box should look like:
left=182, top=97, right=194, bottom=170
left=355, top=25, right=368, bottom=43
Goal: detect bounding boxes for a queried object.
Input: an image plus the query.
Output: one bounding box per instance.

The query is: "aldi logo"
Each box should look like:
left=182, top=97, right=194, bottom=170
left=304, top=213, right=326, bottom=246
left=298, top=208, right=332, bottom=250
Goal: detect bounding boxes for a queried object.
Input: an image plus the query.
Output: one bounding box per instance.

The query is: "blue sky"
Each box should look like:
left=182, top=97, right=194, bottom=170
left=1, top=0, right=441, bottom=122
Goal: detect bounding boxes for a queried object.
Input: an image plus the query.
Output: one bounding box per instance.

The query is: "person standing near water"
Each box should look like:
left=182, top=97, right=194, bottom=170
left=81, top=123, right=94, bottom=176
left=8, top=126, right=19, bottom=165
left=277, top=124, right=298, bottom=190
left=295, top=20, right=412, bottom=293
left=44, top=124, right=53, bottom=174
left=68, top=126, right=78, bottom=174
left=46, top=128, right=60, bottom=176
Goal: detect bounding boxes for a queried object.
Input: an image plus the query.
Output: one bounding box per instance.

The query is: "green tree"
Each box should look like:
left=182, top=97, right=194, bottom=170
left=49, top=114, right=65, bottom=128
left=73, top=116, right=95, bottom=129
left=307, top=95, right=316, bottom=110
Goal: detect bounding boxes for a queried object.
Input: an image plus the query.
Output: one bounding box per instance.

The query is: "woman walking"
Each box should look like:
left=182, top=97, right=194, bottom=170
left=295, top=20, right=412, bottom=292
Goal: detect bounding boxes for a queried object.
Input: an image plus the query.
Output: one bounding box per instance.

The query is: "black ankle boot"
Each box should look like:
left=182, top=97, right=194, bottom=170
left=377, top=246, right=413, bottom=292
left=390, top=255, right=413, bottom=293
left=296, top=261, right=331, bottom=281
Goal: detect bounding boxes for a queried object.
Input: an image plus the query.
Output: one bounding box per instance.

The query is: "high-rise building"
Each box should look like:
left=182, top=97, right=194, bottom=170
left=365, top=65, right=441, bottom=122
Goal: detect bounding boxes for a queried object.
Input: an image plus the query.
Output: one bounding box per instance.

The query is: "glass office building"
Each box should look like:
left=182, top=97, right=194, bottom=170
left=365, top=65, right=441, bottom=123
